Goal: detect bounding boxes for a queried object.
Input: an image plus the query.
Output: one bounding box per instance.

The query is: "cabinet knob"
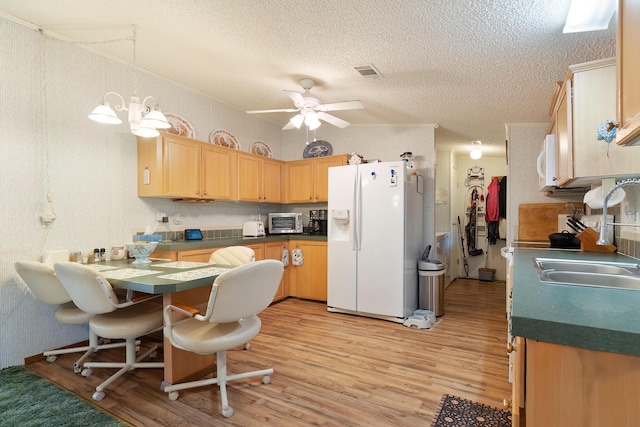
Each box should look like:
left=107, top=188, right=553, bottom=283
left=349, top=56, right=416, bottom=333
left=203, top=191, right=207, bottom=195
left=503, top=399, right=511, bottom=410
left=507, top=342, right=515, bottom=353
left=196, top=191, right=200, bottom=195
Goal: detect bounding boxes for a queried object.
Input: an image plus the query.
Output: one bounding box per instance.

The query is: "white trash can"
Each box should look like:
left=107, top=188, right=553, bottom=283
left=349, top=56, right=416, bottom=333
left=418, top=259, right=445, bottom=316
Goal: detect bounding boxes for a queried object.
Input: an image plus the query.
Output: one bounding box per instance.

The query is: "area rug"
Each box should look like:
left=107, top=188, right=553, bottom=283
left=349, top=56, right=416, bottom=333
left=430, top=394, right=512, bottom=427
left=0, top=366, right=129, bottom=427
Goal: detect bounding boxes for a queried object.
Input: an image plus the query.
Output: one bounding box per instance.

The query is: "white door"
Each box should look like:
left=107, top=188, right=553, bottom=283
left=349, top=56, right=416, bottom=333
left=327, top=165, right=358, bottom=311
left=356, top=163, right=406, bottom=317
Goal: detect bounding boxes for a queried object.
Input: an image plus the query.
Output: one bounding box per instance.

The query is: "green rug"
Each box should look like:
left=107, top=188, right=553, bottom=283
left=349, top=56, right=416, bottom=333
left=0, top=366, right=128, bottom=427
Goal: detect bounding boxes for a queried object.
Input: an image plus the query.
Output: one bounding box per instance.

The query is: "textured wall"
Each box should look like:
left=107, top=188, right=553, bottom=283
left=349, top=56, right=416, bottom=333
left=0, top=19, right=284, bottom=368
left=0, top=18, right=438, bottom=368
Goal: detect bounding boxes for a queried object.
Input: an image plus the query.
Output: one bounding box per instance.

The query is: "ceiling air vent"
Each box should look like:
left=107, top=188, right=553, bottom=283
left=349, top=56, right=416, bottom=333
left=353, top=64, right=383, bottom=78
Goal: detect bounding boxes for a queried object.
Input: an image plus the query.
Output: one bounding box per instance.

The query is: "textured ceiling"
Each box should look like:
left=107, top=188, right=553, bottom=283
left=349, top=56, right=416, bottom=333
left=0, top=0, right=616, bottom=156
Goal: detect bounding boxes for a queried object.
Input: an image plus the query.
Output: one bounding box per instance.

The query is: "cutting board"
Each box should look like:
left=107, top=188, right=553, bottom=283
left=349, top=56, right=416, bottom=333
left=518, top=203, right=577, bottom=242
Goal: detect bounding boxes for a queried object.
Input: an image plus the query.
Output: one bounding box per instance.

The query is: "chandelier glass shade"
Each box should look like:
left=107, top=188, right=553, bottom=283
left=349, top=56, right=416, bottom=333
left=87, top=26, right=170, bottom=138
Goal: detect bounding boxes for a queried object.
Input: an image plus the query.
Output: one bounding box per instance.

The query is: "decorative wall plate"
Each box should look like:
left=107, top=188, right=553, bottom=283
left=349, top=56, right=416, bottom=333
left=163, top=113, right=196, bottom=138
left=249, top=140, right=273, bottom=157
left=209, top=129, right=240, bottom=149
left=303, top=140, right=333, bottom=158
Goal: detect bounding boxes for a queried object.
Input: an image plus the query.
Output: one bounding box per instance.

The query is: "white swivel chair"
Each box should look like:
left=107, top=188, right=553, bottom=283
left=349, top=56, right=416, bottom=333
left=208, top=246, right=255, bottom=266
left=209, top=246, right=256, bottom=350
left=54, top=262, right=164, bottom=401
left=14, top=261, right=127, bottom=373
left=163, top=259, right=283, bottom=418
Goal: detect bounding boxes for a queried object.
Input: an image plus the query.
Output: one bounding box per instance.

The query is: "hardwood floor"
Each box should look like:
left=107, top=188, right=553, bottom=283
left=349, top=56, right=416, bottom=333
left=27, top=279, right=511, bottom=426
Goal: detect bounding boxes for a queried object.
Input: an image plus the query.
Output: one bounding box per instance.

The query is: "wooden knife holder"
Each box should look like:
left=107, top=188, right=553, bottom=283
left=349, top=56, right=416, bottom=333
left=577, top=227, right=617, bottom=252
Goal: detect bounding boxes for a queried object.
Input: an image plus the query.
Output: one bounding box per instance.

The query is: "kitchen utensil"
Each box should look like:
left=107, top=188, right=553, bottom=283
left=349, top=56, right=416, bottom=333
left=567, top=217, right=585, bottom=232
left=566, top=221, right=581, bottom=233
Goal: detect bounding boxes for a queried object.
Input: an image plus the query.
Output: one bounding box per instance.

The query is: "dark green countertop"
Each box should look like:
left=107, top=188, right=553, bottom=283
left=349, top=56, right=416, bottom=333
left=156, top=234, right=327, bottom=251
left=511, top=248, right=640, bottom=356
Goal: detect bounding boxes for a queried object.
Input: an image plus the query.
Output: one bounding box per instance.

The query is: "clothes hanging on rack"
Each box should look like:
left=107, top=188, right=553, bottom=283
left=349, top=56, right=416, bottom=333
left=498, top=176, right=507, bottom=219
left=486, top=177, right=500, bottom=245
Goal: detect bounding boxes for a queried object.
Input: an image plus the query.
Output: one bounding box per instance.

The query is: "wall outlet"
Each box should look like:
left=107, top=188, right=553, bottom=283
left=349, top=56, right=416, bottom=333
left=156, top=212, right=168, bottom=222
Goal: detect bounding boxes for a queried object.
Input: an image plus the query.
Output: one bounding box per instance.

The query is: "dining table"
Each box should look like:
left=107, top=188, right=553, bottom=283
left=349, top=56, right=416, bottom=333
left=86, top=258, right=232, bottom=384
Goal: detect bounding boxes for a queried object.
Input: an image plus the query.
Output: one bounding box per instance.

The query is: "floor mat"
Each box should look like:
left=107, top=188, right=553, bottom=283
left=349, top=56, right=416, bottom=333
left=430, top=394, right=512, bottom=427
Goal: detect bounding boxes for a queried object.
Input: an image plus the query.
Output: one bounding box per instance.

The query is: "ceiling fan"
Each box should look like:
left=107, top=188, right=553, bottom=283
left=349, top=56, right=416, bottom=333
left=246, top=78, right=364, bottom=130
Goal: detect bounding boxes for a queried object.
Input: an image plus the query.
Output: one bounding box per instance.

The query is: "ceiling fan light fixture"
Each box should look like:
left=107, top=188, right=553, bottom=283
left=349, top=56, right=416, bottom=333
left=289, top=114, right=304, bottom=129
left=305, top=112, right=321, bottom=130
left=470, top=140, right=482, bottom=159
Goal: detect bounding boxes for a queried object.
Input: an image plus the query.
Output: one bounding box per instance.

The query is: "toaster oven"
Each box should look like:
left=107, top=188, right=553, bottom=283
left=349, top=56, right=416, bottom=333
left=268, top=213, right=303, bottom=234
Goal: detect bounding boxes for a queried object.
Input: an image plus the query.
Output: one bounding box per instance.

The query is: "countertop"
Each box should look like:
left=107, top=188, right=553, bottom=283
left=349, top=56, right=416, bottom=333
left=511, top=248, right=640, bottom=356
left=155, top=234, right=327, bottom=251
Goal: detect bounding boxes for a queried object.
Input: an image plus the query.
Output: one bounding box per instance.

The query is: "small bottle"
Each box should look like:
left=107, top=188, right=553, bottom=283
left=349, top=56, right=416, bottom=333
left=93, top=248, right=100, bottom=263
left=70, top=251, right=81, bottom=263
left=100, top=248, right=106, bottom=261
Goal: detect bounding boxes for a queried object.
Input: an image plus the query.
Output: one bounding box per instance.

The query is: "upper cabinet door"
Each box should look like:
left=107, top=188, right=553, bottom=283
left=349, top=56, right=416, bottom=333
left=314, top=156, right=346, bottom=202
left=237, top=153, right=262, bottom=201
left=616, top=0, right=640, bottom=146
left=163, top=136, right=201, bottom=197
left=202, top=144, right=237, bottom=200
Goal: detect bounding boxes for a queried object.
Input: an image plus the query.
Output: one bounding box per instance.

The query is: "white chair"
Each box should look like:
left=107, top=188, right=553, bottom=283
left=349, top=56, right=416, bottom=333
left=14, top=261, right=127, bottom=373
left=163, top=259, right=283, bottom=418
left=209, top=246, right=256, bottom=350
left=54, top=262, right=164, bottom=401
left=208, top=246, right=255, bottom=266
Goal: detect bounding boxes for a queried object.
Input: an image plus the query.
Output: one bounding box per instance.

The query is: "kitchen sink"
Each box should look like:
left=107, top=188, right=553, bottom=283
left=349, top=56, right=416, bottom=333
left=533, top=257, right=640, bottom=290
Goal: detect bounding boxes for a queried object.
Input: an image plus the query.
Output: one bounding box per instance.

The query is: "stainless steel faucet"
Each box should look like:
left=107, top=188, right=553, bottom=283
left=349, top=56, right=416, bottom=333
left=597, top=178, right=640, bottom=245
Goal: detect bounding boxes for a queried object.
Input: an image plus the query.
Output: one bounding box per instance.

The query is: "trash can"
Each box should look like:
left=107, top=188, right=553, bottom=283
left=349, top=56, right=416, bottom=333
left=418, top=259, right=445, bottom=316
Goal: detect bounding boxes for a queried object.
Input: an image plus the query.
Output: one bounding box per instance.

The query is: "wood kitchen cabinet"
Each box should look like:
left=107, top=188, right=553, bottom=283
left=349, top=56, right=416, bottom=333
left=510, top=337, right=640, bottom=427
left=137, top=134, right=237, bottom=200
left=287, top=155, right=347, bottom=203
left=288, top=240, right=327, bottom=301
left=264, top=241, right=289, bottom=301
left=616, top=0, right=640, bottom=146
left=237, top=152, right=284, bottom=202
left=551, top=58, right=640, bottom=188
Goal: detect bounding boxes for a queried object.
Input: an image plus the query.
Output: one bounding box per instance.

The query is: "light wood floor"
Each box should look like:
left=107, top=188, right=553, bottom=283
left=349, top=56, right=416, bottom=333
left=27, top=278, right=511, bottom=427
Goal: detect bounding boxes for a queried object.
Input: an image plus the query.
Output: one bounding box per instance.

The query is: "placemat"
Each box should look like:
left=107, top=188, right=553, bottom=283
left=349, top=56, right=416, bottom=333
left=156, top=266, right=231, bottom=281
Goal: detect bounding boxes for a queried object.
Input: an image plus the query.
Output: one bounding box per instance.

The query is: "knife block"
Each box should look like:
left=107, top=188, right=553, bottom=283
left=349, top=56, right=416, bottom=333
left=577, top=228, right=617, bottom=252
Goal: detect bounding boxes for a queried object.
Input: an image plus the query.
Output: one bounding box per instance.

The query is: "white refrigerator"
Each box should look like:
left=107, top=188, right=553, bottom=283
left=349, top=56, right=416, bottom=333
left=327, top=162, right=424, bottom=322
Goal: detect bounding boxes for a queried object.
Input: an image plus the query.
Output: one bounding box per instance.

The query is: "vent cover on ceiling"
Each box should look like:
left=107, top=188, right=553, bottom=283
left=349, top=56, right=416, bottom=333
left=353, top=64, right=383, bottom=78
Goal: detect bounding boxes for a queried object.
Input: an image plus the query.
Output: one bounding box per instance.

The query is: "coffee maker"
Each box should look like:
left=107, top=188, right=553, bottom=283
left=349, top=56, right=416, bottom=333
left=309, top=209, right=328, bottom=235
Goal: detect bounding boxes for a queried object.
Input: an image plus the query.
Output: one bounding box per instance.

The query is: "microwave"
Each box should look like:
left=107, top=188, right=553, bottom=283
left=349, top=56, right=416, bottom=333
left=537, top=134, right=557, bottom=191
left=268, top=213, right=303, bottom=234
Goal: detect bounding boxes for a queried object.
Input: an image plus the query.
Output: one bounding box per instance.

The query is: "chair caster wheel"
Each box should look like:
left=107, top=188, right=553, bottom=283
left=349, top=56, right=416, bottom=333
left=222, top=406, right=234, bottom=417
left=168, top=391, right=179, bottom=401
left=81, top=368, right=93, bottom=377
left=262, top=375, right=271, bottom=384
left=243, top=343, right=250, bottom=350
left=92, top=391, right=105, bottom=401
left=73, top=365, right=82, bottom=374
left=46, top=355, right=57, bottom=363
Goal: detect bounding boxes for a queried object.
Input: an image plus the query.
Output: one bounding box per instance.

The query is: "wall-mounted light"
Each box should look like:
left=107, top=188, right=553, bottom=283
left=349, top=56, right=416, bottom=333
left=563, top=0, right=616, bottom=33
left=88, top=26, right=170, bottom=138
left=470, top=140, right=483, bottom=160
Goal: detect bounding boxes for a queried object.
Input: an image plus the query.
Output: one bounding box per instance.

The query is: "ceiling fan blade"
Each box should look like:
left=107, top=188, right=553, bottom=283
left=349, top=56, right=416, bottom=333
left=315, top=100, right=364, bottom=112
left=246, top=108, right=298, bottom=114
left=317, top=112, right=350, bottom=128
left=284, top=90, right=306, bottom=106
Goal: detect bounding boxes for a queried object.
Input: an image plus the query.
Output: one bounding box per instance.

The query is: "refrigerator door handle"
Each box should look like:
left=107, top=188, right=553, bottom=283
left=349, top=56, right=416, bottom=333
left=352, top=170, right=358, bottom=251
left=356, top=169, right=363, bottom=251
